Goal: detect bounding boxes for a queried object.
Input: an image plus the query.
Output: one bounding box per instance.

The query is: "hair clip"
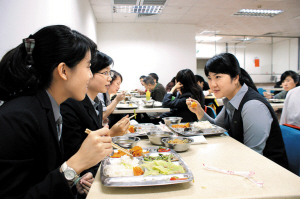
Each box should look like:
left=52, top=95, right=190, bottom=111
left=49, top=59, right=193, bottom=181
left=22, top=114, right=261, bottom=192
left=23, top=37, right=35, bottom=65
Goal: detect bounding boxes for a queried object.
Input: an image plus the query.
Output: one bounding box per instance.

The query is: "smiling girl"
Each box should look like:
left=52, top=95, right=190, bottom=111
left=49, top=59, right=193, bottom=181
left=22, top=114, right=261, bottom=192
left=186, top=53, right=288, bottom=168
left=0, top=25, right=113, bottom=198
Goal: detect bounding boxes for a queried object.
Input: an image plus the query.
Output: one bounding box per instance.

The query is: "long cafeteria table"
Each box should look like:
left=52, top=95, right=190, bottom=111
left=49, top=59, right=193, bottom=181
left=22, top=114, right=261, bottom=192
left=87, top=135, right=300, bottom=199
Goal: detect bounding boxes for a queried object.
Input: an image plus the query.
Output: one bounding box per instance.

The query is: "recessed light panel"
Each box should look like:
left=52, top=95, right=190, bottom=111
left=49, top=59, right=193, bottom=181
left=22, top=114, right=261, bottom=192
left=233, top=9, right=283, bottom=18
left=113, top=5, right=163, bottom=14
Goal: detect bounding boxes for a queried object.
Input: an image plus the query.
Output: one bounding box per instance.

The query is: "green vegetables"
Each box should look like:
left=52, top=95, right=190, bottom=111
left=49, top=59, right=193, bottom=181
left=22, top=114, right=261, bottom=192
left=139, top=160, right=185, bottom=176
left=143, top=154, right=174, bottom=162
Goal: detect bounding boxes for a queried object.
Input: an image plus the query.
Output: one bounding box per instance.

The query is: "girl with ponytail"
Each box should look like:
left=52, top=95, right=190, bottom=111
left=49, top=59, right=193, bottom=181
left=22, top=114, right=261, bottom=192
left=186, top=53, right=288, bottom=168
left=0, top=25, right=113, bottom=198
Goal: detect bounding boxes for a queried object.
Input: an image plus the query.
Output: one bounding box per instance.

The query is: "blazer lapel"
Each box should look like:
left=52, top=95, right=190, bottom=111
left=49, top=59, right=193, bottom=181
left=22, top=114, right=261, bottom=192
left=36, top=90, right=63, bottom=159
left=83, top=95, right=101, bottom=128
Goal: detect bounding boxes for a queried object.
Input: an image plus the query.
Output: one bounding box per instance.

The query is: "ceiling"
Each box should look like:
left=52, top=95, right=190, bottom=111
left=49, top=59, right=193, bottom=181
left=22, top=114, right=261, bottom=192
left=90, top=0, right=300, bottom=44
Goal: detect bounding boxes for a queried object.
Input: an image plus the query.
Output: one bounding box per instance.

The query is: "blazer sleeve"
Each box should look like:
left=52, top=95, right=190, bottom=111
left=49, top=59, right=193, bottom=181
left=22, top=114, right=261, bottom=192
left=0, top=109, right=73, bottom=199
left=162, top=93, right=188, bottom=108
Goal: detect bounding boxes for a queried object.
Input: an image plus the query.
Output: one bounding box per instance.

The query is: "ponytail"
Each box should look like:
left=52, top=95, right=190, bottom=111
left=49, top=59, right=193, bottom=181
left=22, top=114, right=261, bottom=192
left=0, top=25, right=96, bottom=101
left=239, top=68, right=258, bottom=92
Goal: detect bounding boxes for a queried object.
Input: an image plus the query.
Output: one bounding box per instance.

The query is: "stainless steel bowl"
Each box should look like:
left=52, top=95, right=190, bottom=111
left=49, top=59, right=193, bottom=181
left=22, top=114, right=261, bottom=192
left=162, top=117, right=183, bottom=125
left=161, top=137, right=194, bottom=152
left=146, top=131, right=175, bottom=145
left=112, top=136, right=140, bottom=149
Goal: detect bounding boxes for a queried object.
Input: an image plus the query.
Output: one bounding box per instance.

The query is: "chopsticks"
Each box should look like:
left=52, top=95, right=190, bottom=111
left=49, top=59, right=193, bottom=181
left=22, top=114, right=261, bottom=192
left=84, top=128, right=133, bottom=157
left=129, top=114, right=137, bottom=119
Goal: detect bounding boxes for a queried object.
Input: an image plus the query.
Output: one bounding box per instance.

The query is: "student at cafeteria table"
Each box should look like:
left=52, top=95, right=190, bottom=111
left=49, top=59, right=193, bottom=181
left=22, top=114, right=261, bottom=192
left=135, top=75, right=146, bottom=95
left=143, top=76, right=167, bottom=102
left=264, top=70, right=299, bottom=99
left=165, top=76, right=176, bottom=92
left=149, top=72, right=159, bottom=83
left=98, top=70, right=126, bottom=126
left=186, top=53, right=288, bottom=168
left=158, top=69, right=205, bottom=123
left=280, top=86, right=300, bottom=128
left=61, top=51, right=130, bottom=183
left=0, top=25, right=113, bottom=199
left=195, top=74, right=213, bottom=96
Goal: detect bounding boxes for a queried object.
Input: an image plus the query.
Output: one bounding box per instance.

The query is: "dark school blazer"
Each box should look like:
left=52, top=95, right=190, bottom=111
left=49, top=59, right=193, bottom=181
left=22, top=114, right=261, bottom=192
left=61, top=95, right=102, bottom=176
left=0, top=90, right=74, bottom=199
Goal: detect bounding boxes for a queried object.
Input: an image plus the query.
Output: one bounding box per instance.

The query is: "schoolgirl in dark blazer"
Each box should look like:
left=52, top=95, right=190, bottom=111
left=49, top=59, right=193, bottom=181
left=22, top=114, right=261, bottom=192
left=0, top=25, right=113, bottom=199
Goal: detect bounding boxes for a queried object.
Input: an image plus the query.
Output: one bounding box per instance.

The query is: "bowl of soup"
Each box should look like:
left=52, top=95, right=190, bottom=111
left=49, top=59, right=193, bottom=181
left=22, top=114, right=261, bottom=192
left=146, top=131, right=175, bottom=145
left=112, top=136, right=140, bottom=149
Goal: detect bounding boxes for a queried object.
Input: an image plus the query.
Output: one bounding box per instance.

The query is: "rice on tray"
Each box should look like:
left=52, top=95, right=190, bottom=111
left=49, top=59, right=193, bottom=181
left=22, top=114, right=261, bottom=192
left=193, top=121, right=213, bottom=129
left=104, top=156, right=139, bottom=177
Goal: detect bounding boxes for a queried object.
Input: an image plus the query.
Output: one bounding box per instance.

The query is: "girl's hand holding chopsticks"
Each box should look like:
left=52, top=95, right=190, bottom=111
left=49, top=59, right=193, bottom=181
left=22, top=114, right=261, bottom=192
left=66, top=127, right=113, bottom=174
left=109, top=115, right=131, bottom=137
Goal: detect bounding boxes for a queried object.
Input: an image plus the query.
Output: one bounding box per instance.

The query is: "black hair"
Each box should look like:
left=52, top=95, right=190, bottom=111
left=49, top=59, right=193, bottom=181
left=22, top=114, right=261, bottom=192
left=111, top=70, right=123, bottom=83
left=205, top=53, right=258, bottom=92
left=280, top=70, right=299, bottom=86
left=90, top=51, right=113, bottom=74
left=140, top=75, right=146, bottom=79
left=176, top=69, right=205, bottom=108
left=195, top=75, right=210, bottom=90
left=149, top=73, right=158, bottom=82
left=143, top=76, right=155, bottom=85
left=0, top=25, right=97, bottom=101
left=170, top=77, right=176, bottom=84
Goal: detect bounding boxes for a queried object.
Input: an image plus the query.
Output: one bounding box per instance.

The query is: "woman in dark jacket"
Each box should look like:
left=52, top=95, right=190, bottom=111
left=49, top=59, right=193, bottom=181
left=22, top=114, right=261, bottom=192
left=160, top=69, right=205, bottom=122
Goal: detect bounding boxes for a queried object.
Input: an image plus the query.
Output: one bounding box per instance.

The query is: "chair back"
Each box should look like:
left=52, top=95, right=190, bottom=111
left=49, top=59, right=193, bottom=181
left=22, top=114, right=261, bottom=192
left=205, top=106, right=216, bottom=119
left=257, top=88, right=266, bottom=96
left=280, top=125, right=300, bottom=176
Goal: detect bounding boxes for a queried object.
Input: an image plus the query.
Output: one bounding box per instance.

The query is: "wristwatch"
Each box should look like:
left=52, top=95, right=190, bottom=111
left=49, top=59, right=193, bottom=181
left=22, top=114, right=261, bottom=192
left=60, top=162, right=80, bottom=186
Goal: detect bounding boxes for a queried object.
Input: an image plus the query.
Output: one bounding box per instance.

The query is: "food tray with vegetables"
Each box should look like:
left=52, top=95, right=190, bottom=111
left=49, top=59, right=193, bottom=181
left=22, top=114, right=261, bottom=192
left=169, top=121, right=227, bottom=136
left=100, top=146, right=194, bottom=187
left=127, top=123, right=160, bottom=137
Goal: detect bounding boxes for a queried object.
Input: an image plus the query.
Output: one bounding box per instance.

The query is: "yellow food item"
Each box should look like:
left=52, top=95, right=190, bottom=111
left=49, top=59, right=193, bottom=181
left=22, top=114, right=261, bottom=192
left=133, top=166, right=144, bottom=176
left=128, top=125, right=135, bottom=133
left=129, top=104, right=133, bottom=107
left=171, top=123, right=190, bottom=128
left=191, top=102, right=197, bottom=108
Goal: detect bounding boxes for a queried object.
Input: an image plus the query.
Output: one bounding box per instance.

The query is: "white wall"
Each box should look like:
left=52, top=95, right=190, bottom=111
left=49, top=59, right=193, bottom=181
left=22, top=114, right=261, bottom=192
left=0, top=0, right=97, bottom=58
left=97, top=23, right=196, bottom=91
left=196, top=38, right=299, bottom=83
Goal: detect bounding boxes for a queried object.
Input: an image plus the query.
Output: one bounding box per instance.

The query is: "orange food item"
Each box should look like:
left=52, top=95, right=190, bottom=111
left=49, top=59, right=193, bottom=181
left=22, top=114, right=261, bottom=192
left=171, top=123, right=190, bottom=128
left=110, top=150, right=127, bottom=158
left=128, top=125, right=135, bottom=133
left=133, top=166, right=144, bottom=176
left=191, top=102, right=197, bottom=108
left=130, top=146, right=143, bottom=157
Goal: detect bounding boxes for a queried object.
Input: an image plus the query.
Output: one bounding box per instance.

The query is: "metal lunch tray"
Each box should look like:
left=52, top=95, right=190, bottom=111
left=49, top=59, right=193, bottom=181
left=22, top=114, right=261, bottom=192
left=127, top=123, right=160, bottom=137
left=100, top=146, right=194, bottom=187
left=169, top=122, right=227, bottom=136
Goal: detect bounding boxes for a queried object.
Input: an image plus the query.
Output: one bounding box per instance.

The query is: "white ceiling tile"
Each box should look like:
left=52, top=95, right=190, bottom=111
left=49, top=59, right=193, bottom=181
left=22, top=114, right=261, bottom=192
left=113, top=18, right=135, bottom=22
left=92, top=5, right=112, bottom=14
left=162, top=6, right=191, bottom=14
left=97, top=18, right=113, bottom=23
left=194, top=0, right=227, bottom=8
left=90, top=0, right=111, bottom=5
left=166, top=0, right=198, bottom=7
left=113, top=13, right=136, bottom=19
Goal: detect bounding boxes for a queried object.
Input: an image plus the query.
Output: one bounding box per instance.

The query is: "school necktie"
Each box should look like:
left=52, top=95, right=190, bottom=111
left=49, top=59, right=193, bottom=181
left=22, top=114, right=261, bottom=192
left=56, top=115, right=63, bottom=141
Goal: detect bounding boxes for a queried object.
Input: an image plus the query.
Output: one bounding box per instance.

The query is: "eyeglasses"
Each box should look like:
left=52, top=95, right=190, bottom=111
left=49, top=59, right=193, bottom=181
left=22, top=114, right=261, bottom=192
left=98, top=71, right=114, bottom=78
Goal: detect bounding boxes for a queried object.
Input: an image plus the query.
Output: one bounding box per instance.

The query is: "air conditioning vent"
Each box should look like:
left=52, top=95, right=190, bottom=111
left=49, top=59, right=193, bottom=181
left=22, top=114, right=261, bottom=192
left=137, top=13, right=160, bottom=19
left=114, top=0, right=137, bottom=5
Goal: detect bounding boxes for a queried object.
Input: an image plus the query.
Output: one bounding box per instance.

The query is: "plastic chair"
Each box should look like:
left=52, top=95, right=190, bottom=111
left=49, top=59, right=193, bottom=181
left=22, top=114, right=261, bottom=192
left=257, top=88, right=266, bottom=96
left=280, top=125, right=300, bottom=176
left=205, top=106, right=216, bottom=119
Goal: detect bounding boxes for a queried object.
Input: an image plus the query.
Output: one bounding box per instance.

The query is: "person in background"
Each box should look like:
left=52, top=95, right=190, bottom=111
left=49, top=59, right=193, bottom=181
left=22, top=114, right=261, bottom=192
left=165, top=77, right=176, bottom=92
left=99, top=70, right=126, bottom=126
left=60, top=51, right=130, bottom=191
left=280, top=86, right=300, bottom=128
left=159, top=69, right=205, bottom=122
left=0, top=25, right=113, bottom=198
left=264, top=70, right=299, bottom=99
left=143, top=76, right=166, bottom=102
left=186, top=53, right=288, bottom=168
left=149, top=73, right=159, bottom=83
left=195, top=74, right=213, bottom=96
left=135, top=75, right=146, bottom=95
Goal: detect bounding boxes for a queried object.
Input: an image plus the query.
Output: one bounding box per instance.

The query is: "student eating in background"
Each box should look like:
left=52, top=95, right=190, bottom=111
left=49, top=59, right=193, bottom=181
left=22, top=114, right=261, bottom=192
left=143, top=76, right=166, bottom=102
left=135, top=75, right=146, bottom=95
left=187, top=53, right=288, bottom=168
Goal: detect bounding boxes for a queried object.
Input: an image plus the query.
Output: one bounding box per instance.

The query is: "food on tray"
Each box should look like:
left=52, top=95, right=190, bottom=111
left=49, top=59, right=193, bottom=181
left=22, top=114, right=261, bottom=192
left=167, top=138, right=188, bottom=144
left=133, top=166, right=144, bottom=176
left=191, top=102, right=197, bottom=108
left=171, top=123, right=190, bottom=128
left=143, top=153, right=178, bottom=162
left=128, top=125, right=136, bottom=133
left=139, top=160, right=185, bottom=176
left=157, top=146, right=171, bottom=152
left=170, top=176, right=188, bottom=180
left=111, top=146, right=148, bottom=158
left=104, top=156, right=140, bottom=177
left=129, top=104, right=133, bottom=107
left=193, top=121, right=213, bottom=129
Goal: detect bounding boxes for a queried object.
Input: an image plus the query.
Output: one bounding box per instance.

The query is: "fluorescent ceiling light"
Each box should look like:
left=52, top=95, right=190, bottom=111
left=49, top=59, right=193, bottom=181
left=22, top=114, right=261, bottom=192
left=234, top=38, right=258, bottom=42
left=233, top=9, right=283, bottom=17
left=113, top=5, right=163, bottom=14
left=195, top=36, right=222, bottom=42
